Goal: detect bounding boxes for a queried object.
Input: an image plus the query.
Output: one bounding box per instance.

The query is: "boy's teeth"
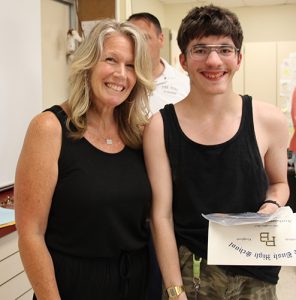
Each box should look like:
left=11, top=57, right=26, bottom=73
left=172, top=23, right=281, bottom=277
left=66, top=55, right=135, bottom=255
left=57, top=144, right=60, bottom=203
left=205, top=72, right=223, bottom=79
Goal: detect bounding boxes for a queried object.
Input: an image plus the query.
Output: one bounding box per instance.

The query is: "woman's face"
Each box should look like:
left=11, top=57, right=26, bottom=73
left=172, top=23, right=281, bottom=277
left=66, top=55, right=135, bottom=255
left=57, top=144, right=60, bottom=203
left=90, top=33, right=137, bottom=109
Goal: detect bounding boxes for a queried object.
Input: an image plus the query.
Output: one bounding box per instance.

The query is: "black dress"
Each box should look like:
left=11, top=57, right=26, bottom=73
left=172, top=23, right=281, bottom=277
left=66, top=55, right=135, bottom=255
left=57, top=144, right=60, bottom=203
left=34, top=105, right=151, bottom=300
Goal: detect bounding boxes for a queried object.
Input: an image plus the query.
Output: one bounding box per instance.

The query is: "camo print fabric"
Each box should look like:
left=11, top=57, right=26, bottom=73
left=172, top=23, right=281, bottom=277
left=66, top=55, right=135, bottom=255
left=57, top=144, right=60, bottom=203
left=162, top=245, right=277, bottom=300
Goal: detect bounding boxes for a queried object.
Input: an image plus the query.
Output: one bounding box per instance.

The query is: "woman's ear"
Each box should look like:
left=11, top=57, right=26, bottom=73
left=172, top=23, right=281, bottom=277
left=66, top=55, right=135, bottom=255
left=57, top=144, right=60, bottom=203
left=179, top=53, right=188, bottom=72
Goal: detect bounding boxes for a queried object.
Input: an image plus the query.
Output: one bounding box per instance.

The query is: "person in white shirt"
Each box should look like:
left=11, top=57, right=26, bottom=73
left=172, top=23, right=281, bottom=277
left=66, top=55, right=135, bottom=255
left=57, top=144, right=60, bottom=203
left=128, top=12, right=189, bottom=114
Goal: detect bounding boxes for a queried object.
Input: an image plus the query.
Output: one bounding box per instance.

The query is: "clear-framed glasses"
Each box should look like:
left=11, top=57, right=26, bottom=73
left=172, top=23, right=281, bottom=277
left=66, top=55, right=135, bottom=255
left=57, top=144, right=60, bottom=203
left=188, top=44, right=239, bottom=61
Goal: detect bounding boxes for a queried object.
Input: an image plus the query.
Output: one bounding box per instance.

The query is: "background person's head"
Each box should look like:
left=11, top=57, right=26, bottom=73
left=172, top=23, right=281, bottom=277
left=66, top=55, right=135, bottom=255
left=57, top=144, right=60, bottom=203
left=67, top=19, right=154, bottom=148
left=127, top=12, right=164, bottom=75
left=177, top=5, right=244, bottom=55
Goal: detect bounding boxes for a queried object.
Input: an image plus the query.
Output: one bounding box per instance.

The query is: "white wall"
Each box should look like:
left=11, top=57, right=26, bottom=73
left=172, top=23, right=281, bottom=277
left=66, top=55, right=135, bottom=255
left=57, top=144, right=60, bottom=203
left=163, top=3, right=296, bottom=43
left=0, top=0, right=42, bottom=188
left=41, top=0, right=70, bottom=108
left=131, top=0, right=165, bottom=25
left=231, top=5, right=296, bottom=42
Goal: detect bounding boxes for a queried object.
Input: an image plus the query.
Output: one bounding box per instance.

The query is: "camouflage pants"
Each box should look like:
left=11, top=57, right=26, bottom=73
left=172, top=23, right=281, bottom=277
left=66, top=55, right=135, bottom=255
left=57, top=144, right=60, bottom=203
left=162, top=245, right=277, bottom=300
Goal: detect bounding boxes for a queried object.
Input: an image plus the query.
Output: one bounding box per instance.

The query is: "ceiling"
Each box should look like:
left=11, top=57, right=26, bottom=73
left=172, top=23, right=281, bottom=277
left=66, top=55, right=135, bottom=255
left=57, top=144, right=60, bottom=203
left=159, top=0, right=296, bottom=7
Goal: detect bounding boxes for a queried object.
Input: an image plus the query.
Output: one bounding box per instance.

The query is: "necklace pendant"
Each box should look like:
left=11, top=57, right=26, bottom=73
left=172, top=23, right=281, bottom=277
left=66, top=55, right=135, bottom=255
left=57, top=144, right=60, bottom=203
left=106, top=138, right=113, bottom=145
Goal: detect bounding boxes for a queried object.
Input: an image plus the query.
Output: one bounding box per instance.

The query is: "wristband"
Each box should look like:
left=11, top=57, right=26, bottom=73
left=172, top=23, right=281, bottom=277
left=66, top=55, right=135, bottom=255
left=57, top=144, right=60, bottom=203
left=263, top=199, right=281, bottom=208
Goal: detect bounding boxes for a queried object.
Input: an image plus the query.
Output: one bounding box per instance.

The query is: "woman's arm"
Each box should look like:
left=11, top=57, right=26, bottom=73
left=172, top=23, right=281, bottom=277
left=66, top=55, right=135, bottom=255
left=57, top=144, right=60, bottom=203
left=15, top=111, right=62, bottom=300
left=144, top=113, right=187, bottom=300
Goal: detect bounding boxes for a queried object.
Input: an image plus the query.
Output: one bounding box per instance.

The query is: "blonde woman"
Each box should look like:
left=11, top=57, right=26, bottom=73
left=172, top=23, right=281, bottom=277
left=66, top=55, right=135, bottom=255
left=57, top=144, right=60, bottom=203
left=15, top=19, right=154, bottom=300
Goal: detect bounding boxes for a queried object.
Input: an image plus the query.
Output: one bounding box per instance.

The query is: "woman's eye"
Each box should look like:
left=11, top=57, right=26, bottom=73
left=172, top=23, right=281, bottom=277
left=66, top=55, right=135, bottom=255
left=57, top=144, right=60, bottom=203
left=126, top=64, right=134, bottom=69
left=105, top=57, right=116, bottom=63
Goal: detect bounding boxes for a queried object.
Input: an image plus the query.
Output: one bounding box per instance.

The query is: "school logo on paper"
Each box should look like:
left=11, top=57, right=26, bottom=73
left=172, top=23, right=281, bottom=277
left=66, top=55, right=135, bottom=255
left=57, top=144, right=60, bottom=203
left=260, top=232, right=276, bottom=246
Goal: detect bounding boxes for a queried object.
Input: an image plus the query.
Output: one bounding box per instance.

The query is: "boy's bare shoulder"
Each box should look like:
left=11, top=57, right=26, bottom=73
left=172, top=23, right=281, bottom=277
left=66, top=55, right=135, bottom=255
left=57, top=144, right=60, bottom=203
left=147, top=111, right=163, bottom=129
left=252, top=99, right=288, bottom=133
left=253, top=100, right=286, bottom=122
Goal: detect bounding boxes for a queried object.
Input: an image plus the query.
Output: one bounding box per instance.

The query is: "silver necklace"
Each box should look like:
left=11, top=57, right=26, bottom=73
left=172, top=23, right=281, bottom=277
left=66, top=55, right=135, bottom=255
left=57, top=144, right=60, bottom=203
left=106, top=138, right=113, bottom=145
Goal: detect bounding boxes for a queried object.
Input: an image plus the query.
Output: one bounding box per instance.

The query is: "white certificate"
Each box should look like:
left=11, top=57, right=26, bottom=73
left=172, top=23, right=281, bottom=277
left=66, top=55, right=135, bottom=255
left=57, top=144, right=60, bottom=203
left=205, top=207, right=296, bottom=266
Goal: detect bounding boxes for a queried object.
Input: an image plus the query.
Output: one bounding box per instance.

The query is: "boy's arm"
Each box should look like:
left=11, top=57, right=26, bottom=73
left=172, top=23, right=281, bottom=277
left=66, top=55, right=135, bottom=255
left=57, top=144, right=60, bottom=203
left=144, top=113, right=187, bottom=299
left=256, top=103, right=289, bottom=214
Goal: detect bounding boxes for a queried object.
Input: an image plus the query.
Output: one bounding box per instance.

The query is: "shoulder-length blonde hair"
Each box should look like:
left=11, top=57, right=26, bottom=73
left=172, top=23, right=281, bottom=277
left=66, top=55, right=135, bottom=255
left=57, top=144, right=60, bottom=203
left=67, top=19, right=154, bottom=149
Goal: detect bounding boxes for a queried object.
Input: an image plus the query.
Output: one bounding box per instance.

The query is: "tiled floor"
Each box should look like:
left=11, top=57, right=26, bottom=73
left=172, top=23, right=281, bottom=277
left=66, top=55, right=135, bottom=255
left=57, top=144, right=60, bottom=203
left=277, top=267, right=296, bottom=299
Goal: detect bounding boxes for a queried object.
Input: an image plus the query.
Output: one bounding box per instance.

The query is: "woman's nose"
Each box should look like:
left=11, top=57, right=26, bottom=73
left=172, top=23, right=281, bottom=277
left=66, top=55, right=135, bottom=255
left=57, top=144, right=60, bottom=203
left=114, top=63, right=126, bottom=77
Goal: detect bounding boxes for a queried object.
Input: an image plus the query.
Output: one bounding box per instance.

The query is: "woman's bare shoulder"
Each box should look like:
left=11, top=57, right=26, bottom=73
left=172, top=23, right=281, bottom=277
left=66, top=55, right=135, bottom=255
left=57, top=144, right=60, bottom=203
left=26, top=109, right=63, bottom=144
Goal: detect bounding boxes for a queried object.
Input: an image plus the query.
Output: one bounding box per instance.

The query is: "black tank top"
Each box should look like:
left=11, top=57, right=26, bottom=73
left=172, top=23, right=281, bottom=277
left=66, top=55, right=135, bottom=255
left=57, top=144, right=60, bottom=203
left=44, top=106, right=151, bottom=258
left=160, top=95, right=280, bottom=284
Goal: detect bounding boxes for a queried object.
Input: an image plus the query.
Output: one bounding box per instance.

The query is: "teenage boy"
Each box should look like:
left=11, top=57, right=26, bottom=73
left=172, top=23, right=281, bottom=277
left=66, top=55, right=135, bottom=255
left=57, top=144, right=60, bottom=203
left=144, top=5, right=289, bottom=300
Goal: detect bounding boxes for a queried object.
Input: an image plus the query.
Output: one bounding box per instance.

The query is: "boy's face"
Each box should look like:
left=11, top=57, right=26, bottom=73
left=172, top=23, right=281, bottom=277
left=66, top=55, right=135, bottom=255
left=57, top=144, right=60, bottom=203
left=180, top=35, right=242, bottom=96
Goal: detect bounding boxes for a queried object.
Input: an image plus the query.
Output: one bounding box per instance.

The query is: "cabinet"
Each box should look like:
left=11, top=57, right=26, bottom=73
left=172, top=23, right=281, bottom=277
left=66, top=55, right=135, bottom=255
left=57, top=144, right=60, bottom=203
left=0, top=231, right=33, bottom=300
left=233, top=41, right=296, bottom=108
left=77, top=0, right=115, bottom=21
left=244, top=42, right=277, bottom=105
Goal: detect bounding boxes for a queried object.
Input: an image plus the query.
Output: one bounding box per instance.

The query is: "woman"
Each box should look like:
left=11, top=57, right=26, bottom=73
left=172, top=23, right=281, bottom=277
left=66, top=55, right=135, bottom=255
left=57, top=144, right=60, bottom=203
left=15, top=19, right=154, bottom=300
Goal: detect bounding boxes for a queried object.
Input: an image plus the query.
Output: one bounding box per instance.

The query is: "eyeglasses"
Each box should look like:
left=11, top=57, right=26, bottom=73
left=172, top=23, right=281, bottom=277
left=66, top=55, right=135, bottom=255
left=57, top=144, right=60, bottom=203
left=188, top=44, right=239, bottom=61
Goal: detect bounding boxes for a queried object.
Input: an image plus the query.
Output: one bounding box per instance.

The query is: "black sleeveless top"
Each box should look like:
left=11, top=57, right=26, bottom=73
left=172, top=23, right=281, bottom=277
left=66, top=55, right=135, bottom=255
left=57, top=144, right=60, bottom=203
left=160, top=95, right=280, bottom=284
left=44, top=106, right=151, bottom=258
